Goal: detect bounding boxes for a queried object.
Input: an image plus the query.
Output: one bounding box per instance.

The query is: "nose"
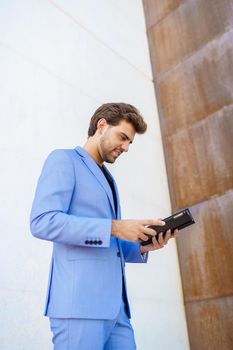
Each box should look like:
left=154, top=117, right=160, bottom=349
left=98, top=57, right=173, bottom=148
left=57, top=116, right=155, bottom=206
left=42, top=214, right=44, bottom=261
left=121, top=142, right=129, bottom=152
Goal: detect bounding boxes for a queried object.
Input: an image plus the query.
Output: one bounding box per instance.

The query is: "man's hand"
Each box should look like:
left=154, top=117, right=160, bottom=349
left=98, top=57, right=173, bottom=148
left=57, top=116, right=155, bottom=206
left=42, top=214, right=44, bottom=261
left=140, top=229, right=179, bottom=254
left=111, top=219, right=166, bottom=242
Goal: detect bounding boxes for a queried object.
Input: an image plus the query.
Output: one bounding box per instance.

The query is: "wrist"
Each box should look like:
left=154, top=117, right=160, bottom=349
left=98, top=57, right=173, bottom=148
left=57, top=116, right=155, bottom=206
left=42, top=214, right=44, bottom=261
left=111, top=220, right=120, bottom=238
left=140, top=246, right=148, bottom=262
left=140, top=245, right=147, bottom=254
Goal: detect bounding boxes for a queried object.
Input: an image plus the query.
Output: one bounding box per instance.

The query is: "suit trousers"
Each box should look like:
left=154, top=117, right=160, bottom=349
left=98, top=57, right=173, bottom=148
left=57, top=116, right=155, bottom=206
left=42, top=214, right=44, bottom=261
left=49, top=299, right=137, bottom=350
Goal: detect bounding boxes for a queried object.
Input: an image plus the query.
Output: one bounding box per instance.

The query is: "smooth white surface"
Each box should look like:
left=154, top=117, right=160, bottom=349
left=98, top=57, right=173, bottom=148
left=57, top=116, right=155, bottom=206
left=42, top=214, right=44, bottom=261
left=0, top=1, right=189, bottom=349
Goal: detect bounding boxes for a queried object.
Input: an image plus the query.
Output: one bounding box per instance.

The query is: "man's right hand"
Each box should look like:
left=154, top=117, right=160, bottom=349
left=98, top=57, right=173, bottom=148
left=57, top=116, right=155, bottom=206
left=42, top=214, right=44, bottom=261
left=111, top=219, right=165, bottom=243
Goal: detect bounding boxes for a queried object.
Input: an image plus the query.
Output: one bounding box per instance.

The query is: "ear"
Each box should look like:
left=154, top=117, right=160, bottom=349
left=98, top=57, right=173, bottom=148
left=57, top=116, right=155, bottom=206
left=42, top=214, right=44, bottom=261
left=97, top=118, right=107, bottom=134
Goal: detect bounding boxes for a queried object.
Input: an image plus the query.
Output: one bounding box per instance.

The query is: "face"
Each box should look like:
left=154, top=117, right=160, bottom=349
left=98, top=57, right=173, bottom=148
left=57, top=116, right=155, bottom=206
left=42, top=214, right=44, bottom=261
left=97, top=119, right=136, bottom=164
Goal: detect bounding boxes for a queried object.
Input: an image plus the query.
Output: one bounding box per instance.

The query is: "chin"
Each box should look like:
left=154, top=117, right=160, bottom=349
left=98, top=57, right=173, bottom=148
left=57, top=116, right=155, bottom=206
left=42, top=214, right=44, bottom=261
left=105, top=159, right=115, bottom=164
left=104, top=156, right=116, bottom=164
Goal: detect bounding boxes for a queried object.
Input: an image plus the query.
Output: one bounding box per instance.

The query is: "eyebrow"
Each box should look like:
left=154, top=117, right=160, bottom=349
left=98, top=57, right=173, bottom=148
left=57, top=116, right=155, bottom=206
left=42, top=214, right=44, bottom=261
left=120, top=132, right=133, bottom=144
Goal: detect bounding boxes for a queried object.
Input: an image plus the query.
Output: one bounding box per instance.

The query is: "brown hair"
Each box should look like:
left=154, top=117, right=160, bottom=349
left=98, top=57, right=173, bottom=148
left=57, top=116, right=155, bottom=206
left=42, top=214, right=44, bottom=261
left=88, top=102, right=147, bottom=136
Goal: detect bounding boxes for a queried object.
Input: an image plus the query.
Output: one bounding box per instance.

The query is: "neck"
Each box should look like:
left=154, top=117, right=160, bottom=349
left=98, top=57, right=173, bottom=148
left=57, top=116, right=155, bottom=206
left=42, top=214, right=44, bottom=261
left=83, top=138, right=103, bottom=166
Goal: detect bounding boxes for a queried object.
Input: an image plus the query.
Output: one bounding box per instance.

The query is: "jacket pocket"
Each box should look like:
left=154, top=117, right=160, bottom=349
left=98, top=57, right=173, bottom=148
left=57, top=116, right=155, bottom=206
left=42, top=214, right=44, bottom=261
left=67, top=246, right=107, bottom=261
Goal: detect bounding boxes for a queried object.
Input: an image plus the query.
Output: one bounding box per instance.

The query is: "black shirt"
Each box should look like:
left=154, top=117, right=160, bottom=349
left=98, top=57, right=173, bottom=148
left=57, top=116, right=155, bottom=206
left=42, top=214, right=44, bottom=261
left=98, top=165, right=117, bottom=215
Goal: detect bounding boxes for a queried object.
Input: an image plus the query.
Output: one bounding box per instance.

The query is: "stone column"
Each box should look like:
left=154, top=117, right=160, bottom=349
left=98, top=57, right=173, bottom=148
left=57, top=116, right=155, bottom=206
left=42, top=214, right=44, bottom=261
left=143, top=1, right=233, bottom=349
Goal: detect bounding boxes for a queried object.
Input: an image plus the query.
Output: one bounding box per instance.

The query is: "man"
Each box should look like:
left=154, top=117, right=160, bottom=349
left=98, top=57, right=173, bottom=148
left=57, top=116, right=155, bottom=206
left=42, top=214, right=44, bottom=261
left=30, top=102, right=178, bottom=349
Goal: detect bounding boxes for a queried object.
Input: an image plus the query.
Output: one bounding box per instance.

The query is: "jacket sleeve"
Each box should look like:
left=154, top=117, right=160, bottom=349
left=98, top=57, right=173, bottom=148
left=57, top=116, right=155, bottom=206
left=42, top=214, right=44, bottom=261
left=30, top=150, right=112, bottom=247
left=120, top=240, right=148, bottom=263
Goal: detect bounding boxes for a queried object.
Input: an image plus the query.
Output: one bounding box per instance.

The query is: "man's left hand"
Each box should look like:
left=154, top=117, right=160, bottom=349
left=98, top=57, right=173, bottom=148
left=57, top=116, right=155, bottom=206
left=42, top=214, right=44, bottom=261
left=140, top=229, right=178, bottom=254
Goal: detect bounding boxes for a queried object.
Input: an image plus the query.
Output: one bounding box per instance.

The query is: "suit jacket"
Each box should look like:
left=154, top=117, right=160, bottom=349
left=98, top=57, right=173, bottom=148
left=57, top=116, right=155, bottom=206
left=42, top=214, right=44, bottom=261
left=30, top=146, right=146, bottom=319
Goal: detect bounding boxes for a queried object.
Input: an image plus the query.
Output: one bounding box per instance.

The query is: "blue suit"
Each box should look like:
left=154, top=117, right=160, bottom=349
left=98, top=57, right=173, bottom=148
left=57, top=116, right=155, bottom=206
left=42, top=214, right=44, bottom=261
left=30, top=146, right=146, bottom=327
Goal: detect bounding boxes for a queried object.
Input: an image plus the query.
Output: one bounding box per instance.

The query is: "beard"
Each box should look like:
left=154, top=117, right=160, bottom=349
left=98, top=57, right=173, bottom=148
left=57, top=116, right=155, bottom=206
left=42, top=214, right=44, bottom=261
left=99, top=131, right=121, bottom=164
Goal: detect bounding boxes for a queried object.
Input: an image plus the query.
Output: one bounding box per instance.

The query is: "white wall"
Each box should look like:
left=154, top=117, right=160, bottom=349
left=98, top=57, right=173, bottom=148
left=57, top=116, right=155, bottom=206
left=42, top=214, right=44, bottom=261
left=0, top=1, right=189, bottom=349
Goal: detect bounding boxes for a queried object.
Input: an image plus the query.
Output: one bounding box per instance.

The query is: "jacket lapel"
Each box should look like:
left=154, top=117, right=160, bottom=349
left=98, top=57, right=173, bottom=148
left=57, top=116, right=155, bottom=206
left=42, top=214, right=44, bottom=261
left=74, top=146, right=116, bottom=215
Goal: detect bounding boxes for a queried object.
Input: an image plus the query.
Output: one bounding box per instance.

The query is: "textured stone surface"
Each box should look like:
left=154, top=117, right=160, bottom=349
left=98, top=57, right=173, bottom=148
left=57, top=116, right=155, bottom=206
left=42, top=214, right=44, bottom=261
left=158, top=30, right=233, bottom=137
left=176, top=191, right=233, bottom=300
left=185, top=296, right=233, bottom=350
left=143, top=0, right=183, bottom=28
left=165, top=105, right=233, bottom=208
left=147, top=0, right=233, bottom=74
left=143, top=0, right=233, bottom=349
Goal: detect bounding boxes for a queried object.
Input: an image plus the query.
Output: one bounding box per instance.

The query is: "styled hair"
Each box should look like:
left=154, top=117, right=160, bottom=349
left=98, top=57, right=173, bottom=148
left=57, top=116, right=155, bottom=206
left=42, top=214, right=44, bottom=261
left=88, top=102, right=147, bottom=136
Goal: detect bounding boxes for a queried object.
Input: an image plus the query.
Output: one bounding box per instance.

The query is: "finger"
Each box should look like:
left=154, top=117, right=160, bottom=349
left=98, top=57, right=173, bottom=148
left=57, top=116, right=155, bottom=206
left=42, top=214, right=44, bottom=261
left=158, top=232, right=165, bottom=246
left=139, top=233, right=150, bottom=242
left=143, top=226, right=158, bottom=236
left=142, top=219, right=165, bottom=227
left=173, top=229, right=179, bottom=237
left=164, top=229, right=171, bottom=244
left=152, top=236, right=165, bottom=250
left=151, top=236, right=161, bottom=249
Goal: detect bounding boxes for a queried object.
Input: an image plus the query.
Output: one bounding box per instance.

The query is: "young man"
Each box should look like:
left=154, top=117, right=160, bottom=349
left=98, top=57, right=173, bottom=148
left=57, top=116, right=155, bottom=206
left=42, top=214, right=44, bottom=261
left=30, top=102, right=178, bottom=349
